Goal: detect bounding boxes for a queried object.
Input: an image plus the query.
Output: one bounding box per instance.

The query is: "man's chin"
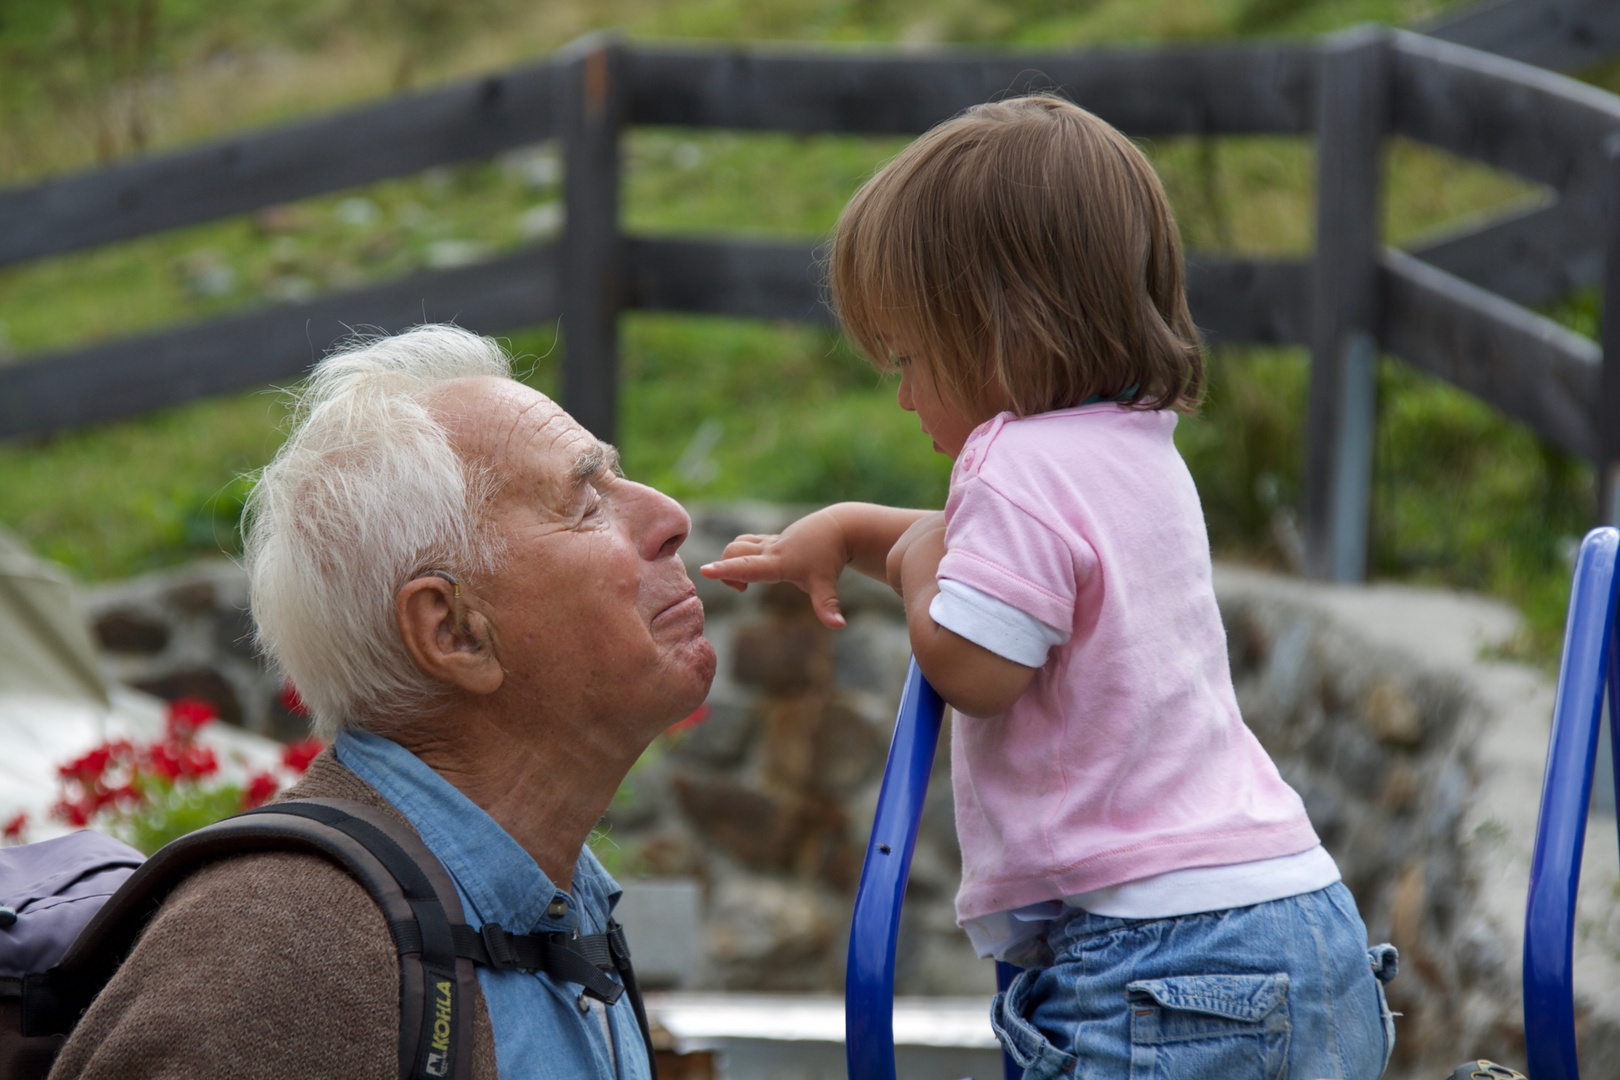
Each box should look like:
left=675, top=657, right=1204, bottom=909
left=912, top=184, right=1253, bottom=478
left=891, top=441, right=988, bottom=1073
left=680, top=635, right=718, bottom=698
left=658, top=634, right=717, bottom=720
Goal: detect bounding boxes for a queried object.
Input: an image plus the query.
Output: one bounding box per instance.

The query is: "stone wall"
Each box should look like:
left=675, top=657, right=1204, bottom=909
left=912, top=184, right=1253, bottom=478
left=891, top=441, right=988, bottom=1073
left=69, top=507, right=1620, bottom=1075
left=81, top=560, right=304, bottom=742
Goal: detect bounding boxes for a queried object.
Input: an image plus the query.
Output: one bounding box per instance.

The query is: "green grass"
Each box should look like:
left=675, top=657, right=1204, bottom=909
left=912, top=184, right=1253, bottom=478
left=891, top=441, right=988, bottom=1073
left=0, top=394, right=284, bottom=578
left=0, top=0, right=1602, bottom=663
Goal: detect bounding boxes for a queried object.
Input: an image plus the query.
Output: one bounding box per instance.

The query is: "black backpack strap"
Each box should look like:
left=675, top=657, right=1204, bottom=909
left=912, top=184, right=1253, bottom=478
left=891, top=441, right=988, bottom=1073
left=606, top=918, right=660, bottom=1080
left=236, top=799, right=480, bottom=1080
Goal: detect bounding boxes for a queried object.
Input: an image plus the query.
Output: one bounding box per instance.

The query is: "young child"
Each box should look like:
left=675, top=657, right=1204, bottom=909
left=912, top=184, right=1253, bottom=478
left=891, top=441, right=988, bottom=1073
left=701, top=96, right=1397, bottom=1079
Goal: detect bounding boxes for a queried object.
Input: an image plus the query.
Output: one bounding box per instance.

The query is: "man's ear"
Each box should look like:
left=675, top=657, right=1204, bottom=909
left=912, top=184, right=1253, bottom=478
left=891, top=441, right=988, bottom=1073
left=395, top=577, right=504, bottom=695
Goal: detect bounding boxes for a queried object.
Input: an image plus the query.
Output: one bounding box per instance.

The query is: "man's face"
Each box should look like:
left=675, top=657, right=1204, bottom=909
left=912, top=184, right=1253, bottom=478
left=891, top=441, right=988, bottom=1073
left=436, top=378, right=716, bottom=733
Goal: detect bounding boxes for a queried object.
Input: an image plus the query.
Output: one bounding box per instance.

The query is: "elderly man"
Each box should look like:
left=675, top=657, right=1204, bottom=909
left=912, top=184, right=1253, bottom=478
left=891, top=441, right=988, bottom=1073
left=49, top=325, right=716, bottom=1079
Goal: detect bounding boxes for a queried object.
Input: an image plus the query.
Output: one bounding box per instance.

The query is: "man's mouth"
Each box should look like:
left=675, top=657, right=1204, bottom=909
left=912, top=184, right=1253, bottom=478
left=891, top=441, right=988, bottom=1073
left=653, top=588, right=702, bottom=626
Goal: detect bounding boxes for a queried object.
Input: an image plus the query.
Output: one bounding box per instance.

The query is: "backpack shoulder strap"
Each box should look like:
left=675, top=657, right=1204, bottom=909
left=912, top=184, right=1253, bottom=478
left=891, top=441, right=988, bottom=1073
left=236, top=798, right=481, bottom=1080
left=26, top=798, right=478, bottom=1080
left=272, top=803, right=660, bottom=1080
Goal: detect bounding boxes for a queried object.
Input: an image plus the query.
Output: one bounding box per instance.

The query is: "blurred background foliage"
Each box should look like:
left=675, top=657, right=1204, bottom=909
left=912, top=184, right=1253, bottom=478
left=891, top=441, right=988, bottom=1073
left=0, top=0, right=1605, bottom=660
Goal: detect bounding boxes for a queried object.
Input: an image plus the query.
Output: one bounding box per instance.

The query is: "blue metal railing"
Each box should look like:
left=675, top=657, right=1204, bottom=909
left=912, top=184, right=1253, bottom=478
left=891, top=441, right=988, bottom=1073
left=1524, top=526, right=1620, bottom=1080
left=846, top=659, right=1020, bottom=1080
left=847, top=659, right=945, bottom=1080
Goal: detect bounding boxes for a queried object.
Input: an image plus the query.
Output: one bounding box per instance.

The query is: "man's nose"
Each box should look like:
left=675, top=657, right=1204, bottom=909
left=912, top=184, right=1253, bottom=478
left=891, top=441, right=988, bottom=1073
left=627, top=481, right=691, bottom=561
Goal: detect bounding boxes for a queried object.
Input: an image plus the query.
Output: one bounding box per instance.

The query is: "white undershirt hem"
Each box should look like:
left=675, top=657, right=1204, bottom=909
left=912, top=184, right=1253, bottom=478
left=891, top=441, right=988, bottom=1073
left=963, top=845, right=1343, bottom=962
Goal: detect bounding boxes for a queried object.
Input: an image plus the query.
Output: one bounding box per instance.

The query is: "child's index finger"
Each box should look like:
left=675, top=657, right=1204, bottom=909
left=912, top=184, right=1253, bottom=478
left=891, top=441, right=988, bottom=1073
left=699, top=555, right=780, bottom=582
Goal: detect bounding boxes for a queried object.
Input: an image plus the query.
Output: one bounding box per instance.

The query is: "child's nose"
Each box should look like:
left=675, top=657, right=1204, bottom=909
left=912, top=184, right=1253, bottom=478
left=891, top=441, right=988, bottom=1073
left=896, top=370, right=916, bottom=412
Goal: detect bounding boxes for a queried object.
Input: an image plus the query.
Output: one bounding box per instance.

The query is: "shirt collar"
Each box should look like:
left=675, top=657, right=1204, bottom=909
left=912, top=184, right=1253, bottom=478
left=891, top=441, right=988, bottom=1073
left=333, top=729, right=622, bottom=935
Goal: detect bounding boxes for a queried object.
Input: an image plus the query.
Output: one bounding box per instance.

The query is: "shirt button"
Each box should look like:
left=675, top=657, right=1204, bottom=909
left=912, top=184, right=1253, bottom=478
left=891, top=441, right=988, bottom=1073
left=547, top=899, right=568, bottom=919
left=576, top=993, right=591, bottom=1015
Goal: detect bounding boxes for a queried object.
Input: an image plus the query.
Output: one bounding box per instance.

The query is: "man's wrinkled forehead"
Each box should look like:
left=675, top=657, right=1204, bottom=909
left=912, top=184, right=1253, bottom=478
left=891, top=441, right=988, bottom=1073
left=428, top=377, right=613, bottom=499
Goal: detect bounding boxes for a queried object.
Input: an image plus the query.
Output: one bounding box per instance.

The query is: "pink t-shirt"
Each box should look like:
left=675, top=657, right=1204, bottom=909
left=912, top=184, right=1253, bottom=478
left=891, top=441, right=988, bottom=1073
left=938, top=404, right=1319, bottom=922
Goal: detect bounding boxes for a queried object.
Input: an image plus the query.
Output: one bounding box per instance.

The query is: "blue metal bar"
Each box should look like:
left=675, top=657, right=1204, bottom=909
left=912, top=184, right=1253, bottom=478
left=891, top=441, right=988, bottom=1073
left=846, top=659, right=945, bottom=1080
left=1524, top=526, right=1620, bottom=1080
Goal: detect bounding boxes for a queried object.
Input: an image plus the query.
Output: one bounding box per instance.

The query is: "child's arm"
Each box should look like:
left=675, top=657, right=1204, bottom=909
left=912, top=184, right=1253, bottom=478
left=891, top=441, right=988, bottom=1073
left=700, top=502, right=932, bottom=628
left=887, top=514, right=1040, bottom=719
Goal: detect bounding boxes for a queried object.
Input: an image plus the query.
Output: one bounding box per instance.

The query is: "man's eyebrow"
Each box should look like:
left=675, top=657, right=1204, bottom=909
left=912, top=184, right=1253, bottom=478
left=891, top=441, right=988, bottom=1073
left=570, top=442, right=621, bottom=485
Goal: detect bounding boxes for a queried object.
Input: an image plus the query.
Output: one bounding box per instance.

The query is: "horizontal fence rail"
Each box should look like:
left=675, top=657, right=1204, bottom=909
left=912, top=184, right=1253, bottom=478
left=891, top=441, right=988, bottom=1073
left=1408, top=196, right=1597, bottom=309
left=0, top=26, right=1617, bottom=581
left=0, top=244, right=563, bottom=437
left=1422, top=0, right=1620, bottom=74
left=1381, top=248, right=1602, bottom=461
left=627, top=43, right=1319, bottom=136
left=1392, top=31, right=1620, bottom=195
left=0, top=63, right=557, bottom=270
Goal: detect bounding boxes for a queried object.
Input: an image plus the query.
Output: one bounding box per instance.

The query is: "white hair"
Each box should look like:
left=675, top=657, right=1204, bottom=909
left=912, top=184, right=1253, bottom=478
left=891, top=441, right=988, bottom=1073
left=244, top=324, right=513, bottom=739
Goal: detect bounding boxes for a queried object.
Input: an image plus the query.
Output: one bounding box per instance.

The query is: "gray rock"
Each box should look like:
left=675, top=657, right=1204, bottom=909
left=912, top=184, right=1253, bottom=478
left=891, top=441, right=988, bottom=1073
left=93, top=609, right=170, bottom=654
left=835, top=612, right=912, bottom=694
left=670, top=699, right=760, bottom=768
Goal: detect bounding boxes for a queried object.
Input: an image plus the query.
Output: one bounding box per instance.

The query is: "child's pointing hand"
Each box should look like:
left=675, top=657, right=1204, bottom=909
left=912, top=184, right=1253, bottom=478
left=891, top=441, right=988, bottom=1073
left=700, top=508, right=852, bottom=629
left=700, top=503, right=937, bottom=631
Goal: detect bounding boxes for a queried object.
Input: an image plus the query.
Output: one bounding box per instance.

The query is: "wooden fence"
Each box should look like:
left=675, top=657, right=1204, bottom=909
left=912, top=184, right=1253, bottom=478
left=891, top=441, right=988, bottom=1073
left=1, top=17, right=1618, bottom=582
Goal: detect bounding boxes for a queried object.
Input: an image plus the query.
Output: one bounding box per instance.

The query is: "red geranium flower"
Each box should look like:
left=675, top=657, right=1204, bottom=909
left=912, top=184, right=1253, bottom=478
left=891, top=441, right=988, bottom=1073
left=147, top=741, right=183, bottom=781
left=242, top=772, right=281, bottom=810
left=52, top=797, right=92, bottom=828
left=2, top=812, right=27, bottom=843
left=281, top=738, right=324, bottom=774
left=668, top=704, right=710, bottom=733
left=165, top=698, right=219, bottom=741
left=278, top=682, right=309, bottom=717
left=59, top=743, right=121, bottom=785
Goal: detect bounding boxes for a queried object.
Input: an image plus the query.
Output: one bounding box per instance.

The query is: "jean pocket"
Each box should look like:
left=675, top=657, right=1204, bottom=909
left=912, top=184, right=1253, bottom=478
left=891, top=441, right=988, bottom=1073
left=1368, top=944, right=1399, bottom=1074
left=991, top=970, right=1081, bottom=1080
left=1125, top=973, right=1290, bottom=1080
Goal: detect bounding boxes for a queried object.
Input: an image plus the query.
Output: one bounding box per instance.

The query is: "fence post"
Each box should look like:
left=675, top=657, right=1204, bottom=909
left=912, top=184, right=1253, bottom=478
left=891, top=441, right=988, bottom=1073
left=1303, top=26, right=1389, bottom=582
left=1601, top=136, right=1620, bottom=525
left=557, top=34, right=628, bottom=443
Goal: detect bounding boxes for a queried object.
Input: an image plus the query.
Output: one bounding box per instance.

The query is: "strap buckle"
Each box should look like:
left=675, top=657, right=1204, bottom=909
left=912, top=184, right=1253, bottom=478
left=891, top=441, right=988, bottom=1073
left=480, top=922, right=518, bottom=970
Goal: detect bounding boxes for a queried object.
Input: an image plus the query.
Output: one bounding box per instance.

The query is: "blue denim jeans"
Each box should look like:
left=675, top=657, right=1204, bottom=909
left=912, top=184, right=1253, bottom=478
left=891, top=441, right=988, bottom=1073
left=990, top=883, right=1397, bottom=1080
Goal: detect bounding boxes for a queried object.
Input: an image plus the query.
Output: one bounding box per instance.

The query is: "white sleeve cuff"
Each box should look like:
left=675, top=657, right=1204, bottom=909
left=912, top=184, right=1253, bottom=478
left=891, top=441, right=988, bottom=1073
left=929, top=579, right=1069, bottom=668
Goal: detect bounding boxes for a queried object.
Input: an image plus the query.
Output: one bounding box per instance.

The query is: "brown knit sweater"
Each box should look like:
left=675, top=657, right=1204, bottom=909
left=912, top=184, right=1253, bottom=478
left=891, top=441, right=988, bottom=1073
left=47, top=750, right=500, bottom=1080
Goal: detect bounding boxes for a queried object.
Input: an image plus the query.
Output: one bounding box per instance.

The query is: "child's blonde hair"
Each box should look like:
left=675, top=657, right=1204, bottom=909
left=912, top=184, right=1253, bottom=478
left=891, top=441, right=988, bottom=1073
left=831, top=94, right=1203, bottom=417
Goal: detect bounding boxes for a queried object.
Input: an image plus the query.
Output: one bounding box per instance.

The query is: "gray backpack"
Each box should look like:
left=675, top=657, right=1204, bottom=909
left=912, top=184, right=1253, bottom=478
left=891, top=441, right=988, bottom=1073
left=0, top=831, right=142, bottom=1079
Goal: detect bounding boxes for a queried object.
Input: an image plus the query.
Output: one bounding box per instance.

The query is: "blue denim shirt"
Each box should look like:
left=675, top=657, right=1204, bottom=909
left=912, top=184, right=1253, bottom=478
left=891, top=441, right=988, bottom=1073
left=336, top=730, right=648, bottom=1080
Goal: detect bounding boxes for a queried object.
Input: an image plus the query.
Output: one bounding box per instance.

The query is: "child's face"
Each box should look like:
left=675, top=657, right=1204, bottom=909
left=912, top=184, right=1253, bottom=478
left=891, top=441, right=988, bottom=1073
left=893, top=349, right=982, bottom=459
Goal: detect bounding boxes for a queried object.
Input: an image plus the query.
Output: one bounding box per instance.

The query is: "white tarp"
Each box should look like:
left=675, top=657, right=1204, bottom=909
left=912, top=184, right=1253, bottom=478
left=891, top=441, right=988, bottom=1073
left=0, top=529, right=279, bottom=840
left=0, top=528, right=107, bottom=705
